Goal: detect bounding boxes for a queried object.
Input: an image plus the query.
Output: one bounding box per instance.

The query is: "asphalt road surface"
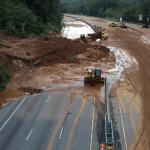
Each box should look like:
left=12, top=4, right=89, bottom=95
left=0, top=93, right=99, bottom=150
left=64, top=15, right=143, bottom=149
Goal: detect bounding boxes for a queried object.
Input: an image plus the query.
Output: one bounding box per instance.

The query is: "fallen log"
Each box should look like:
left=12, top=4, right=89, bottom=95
left=19, top=87, right=42, bottom=94
left=0, top=43, right=12, bottom=48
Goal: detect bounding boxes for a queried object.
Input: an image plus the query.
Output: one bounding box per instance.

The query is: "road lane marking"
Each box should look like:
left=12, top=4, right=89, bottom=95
left=26, top=128, right=33, bottom=141
left=65, top=96, right=86, bottom=150
left=59, top=127, right=64, bottom=139
left=47, top=95, right=51, bottom=102
left=119, top=102, right=127, bottom=150
left=47, top=93, right=75, bottom=150
left=90, top=97, right=95, bottom=150
left=0, top=97, right=26, bottom=131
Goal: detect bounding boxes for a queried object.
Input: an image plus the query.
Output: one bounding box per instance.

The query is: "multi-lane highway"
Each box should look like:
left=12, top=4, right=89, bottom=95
left=0, top=93, right=100, bottom=150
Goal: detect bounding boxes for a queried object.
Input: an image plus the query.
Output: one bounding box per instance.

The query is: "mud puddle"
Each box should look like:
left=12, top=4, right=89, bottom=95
left=106, top=47, right=138, bottom=90
left=43, top=83, right=105, bottom=101
left=107, top=47, right=141, bottom=137
left=0, top=88, right=26, bottom=109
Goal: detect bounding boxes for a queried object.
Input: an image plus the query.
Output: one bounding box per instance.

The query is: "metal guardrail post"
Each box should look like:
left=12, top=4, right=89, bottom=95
left=105, top=77, right=110, bottom=122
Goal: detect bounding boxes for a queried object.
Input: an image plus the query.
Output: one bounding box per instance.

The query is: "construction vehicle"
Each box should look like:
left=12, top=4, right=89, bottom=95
left=109, top=22, right=118, bottom=27
left=120, top=22, right=127, bottom=29
left=87, top=32, right=108, bottom=41
left=84, top=68, right=104, bottom=85
left=80, top=34, right=92, bottom=43
left=143, top=24, right=149, bottom=28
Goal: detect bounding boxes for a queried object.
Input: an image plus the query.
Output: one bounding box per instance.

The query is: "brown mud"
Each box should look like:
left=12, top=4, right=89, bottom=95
left=70, top=15, right=150, bottom=150
left=0, top=15, right=149, bottom=149
left=0, top=19, right=114, bottom=109
left=0, top=88, right=25, bottom=109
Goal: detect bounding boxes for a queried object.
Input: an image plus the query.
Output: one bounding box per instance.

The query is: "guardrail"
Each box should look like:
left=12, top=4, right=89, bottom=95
left=105, top=77, right=114, bottom=150
left=64, top=15, right=97, bottom=32
left=64, top=13, right=150, bottom=26
left=105, top=77, right=110, bottom=122
left=105, top=113, right=114, bottom=150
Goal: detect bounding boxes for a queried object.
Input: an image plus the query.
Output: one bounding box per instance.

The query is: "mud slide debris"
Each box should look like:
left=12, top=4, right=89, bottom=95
left=19, top=87, right=42, bottom=94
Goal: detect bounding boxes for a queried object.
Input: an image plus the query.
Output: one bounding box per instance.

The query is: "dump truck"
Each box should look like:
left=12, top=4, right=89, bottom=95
left=84, top=68, right=104, bottom=85
left=87, top=32, right=108, bottom=41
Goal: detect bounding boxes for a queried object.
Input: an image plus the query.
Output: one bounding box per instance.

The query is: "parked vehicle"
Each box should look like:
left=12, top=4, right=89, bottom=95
left=109, top=22, right=118, bottom=27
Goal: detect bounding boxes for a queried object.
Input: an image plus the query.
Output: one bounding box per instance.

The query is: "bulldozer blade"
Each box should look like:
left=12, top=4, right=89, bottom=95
left=95, top=79, right=104, bottom=84
left=84, top=78, right=104, bottom=84
left=84, top=78, right=91, bottom=83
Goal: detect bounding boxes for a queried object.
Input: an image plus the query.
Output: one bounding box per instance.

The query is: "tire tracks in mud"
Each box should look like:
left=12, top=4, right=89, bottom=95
left=112, top=27, right=150, bottom=150
left=65, top=96, right=87, bottom=150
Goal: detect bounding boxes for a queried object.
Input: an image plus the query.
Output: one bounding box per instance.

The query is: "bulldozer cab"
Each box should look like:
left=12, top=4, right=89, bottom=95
left=95, top=68, right=102, bottom=78
left=80, top=34, right=85, bottom=40
left=84, top=67, right=104, bottom=85
left=101, top=32, right=108, bottom=39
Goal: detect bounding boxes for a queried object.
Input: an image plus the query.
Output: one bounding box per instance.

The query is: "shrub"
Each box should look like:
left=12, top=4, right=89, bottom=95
left=68, top=55, right=78, bottom=62
left=0, top=61, right=12, bottom=93
left=0, top=1, right=47, bottom=35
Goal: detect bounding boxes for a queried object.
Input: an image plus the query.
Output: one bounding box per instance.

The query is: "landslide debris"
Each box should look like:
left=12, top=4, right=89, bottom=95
left=19, top=87, right=42, bottom=94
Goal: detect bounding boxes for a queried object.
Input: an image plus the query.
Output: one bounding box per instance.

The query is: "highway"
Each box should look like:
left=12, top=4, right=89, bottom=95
left=0, top=93, right=100, bottom=150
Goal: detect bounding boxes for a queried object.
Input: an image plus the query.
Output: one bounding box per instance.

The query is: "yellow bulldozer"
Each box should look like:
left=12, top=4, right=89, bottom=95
left=84, top=68, right=104, bottom=85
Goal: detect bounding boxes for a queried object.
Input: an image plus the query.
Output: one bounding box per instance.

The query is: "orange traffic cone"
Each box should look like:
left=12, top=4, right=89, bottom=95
left=100, top=144, right=105, bottom=150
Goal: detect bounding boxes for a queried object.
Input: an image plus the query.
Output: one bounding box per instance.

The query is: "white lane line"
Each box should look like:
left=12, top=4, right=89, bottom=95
left=47, top=95, right=51, bottom=102
left=119, top=102, right=127, bottom=150
left=0, top=97, right=26, bottom=131
left=26, top=128, right=33, bottom=141
left=59, top=127, right=64, bottom=139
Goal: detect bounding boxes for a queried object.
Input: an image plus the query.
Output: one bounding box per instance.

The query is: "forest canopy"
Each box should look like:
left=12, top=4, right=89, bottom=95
left=60, top=0, right=150, bottom=23
left=0, top=0, right=63, bottom=36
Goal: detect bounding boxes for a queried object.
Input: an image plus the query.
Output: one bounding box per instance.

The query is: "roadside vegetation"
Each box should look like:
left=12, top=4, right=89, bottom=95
left=60, top=0, right=150, bottom=23
left=0, top=61, right=12, bottom=93
left=0, top=0, right=63, bottom=93
left=0, top=0, right=63, bottom=36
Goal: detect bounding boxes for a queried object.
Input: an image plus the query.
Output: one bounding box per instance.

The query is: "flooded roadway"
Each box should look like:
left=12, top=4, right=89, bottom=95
left=0, top=15, right=144, bottom=150
left=64, top=15, right=143, bottom=149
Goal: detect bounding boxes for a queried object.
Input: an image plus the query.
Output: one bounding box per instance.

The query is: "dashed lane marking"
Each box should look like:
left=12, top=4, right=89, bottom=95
left=26, top=128, right=33, bottom=141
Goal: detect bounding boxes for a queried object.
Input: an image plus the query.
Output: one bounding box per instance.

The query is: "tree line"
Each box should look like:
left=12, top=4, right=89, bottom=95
left=0, top=0, right=63, bottom=36
left=60, top=0, right=150, bottom=23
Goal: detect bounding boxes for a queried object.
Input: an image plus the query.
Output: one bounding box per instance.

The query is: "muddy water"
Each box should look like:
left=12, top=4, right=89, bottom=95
left=107, top=47, right=141, bottom=142
left=0, top=89, right=25, bottom=109
left=106, top=47, right=138, bottom=89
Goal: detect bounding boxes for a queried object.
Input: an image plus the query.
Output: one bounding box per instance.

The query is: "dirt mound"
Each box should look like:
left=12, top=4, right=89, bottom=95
left=77, top=44, right=110, bottom=63
left=39, top=40, right=92, bottom=66
left=0, top=38, right=70, bottom=60
left=18, top=38, right=69, bottom=58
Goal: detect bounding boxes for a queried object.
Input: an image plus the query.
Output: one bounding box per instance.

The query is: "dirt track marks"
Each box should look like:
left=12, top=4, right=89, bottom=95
left=65, top=96, right=87, bottom=150
left=47, top=93, right=75, bottom=150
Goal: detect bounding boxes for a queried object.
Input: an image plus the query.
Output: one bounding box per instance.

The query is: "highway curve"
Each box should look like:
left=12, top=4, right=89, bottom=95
left=71, top=14, right=150, bottom=150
